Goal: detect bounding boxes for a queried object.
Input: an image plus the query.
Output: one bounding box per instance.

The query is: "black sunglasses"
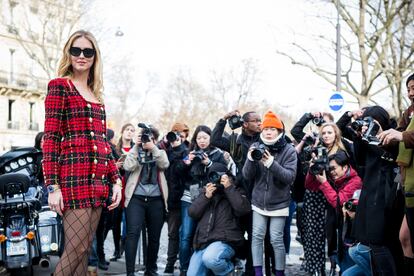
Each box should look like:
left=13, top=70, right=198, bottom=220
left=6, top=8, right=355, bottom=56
left=69, top=47, right=95, bottom=58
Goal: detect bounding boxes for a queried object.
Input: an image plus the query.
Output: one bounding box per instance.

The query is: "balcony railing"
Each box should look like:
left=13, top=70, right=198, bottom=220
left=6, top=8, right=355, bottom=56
left=28, top=122, right=39, bottom=131
left=7, top=121, right=20, bottom=130
left=0, top=70, right=48, bottom=92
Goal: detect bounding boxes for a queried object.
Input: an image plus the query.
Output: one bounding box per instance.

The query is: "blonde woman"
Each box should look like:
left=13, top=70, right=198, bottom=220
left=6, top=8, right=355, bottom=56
left=43, top=30, right=122, bottom=275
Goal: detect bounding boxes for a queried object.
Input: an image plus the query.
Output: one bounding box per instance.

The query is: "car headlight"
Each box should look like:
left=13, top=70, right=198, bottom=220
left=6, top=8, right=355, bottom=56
left=26, top=157, right=33, bottom=163
left=18, top=158, right=27, bottom=166
left=5, top=166, right=11, bottom=172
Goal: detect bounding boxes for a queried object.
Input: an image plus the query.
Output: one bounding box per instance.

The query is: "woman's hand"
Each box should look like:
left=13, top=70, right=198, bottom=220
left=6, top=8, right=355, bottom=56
left=108, top=183, right=122, bottom=210
left=315, top=170, right=327, bottom=184
left=205, top=183, right=217, bottom=199
left=201, top=153, right=211, bottom=166
left=48, top=189, right=64, bottom=216
left=220, top=174, right=232, bottom=189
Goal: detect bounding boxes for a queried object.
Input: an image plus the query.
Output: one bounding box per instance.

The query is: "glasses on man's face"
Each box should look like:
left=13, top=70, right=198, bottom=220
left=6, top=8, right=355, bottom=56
left=69, top=47, right=95, bottom=58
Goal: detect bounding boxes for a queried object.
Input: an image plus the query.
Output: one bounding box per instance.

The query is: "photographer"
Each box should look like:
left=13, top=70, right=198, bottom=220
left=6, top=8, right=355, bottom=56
left=123, top=124, right=169, bottom=276
left=350, top=106, right=404, bottom=275
left=211, top=110, right=261, bottom=276
left=301, top=122, right=351, bottom=275
left=377, top=73, right=414, bottom=273
left=187, top=163, right=251, bottom=276
left=305, top=151, right=362, bottom=273
left=291, top=111, right=334, bottom=143
left=178, top=125, right=227, bottom=275
left=243, top=111, right=297, bottom=276
left=158, top=122, right=190, bottom=274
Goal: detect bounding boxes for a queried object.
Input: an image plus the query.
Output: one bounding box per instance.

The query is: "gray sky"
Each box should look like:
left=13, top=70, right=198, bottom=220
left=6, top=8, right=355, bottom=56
left=88, top=0, right=361, bottom=118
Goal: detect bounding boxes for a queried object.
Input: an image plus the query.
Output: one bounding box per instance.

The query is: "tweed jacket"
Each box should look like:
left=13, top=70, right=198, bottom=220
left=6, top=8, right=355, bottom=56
left=43, top=78, right=120, bottom=209
left=123, top=144, right=169, bottom=210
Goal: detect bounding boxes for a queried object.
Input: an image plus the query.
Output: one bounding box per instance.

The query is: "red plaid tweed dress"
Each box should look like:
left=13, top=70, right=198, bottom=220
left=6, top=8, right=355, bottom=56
left=42, top=78, right=120, bottom=209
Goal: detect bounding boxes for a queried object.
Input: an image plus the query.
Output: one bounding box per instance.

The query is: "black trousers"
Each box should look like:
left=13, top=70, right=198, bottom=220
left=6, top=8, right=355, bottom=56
left=166, top=208, right=181, bottom=267
left=96, top=207, right=111, bottom=261
left=125, top=195, right=165, bottom=274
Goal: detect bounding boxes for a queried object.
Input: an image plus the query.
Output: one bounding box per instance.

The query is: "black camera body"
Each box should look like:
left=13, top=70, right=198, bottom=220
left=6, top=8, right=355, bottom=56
left=207, top=171, right=225, bottom=191
left=351, top=116, right=381, bottom=145
left=192, top=150, right=205, bottom=162
left=228, top=115, right=244, bottom=130
left=309, top=146, right=329, bottom=175
left=138, top=123, right=153, bottom=143
left=251, top=144, right=269, bottom=161
left=166, top=131, right=180, bottom=143
left=344, top=199, right=358, bottom=212
left=309, top=113, right=326, bottom=127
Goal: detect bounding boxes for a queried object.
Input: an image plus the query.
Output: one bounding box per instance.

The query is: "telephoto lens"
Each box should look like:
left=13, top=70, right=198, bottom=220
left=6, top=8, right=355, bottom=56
left=251, top=144, right=268, bottom=161
left=166, top=131, right=179, bottom=143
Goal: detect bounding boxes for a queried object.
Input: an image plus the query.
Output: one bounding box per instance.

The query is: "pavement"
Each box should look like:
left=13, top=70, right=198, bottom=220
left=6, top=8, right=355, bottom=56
left=2, top=216, right=338, bottom=276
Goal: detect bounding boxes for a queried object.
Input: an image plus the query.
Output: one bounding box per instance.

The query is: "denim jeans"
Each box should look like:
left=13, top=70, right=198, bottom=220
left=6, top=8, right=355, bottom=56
left=179, top=201, right=196, bottom=271
left=88, top=236, right=98, bottom=267
left=342, top=243, right=372, bottom=276
left=125, top=195, right=165, bottom=274
left=283, top=200, right=296, bottom=254
left=187, top=241, right=235, bottom=276
left=251, top=210, right=286, bottom=270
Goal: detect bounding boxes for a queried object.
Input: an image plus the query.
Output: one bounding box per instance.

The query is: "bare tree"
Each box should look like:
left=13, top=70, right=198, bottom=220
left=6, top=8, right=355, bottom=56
left=210, top=58, right=260, bottom=112
left=276, top=0, right=414, bottom=117
left=2, top=0, right=92, bottom=79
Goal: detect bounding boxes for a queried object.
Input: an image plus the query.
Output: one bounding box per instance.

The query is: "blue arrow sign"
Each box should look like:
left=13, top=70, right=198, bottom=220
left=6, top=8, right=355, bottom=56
left=329, top=93, right=344, bottom=111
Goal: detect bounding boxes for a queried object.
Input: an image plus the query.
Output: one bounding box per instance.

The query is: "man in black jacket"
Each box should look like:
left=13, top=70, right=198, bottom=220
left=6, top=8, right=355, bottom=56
left=187, top=163, right=251, bottom=276
left=210, top=110, right=261, bottom=276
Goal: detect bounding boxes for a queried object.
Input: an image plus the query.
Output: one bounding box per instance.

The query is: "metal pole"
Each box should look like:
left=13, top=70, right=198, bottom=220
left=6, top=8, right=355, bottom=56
left=336, top=0, right=341, bottom=92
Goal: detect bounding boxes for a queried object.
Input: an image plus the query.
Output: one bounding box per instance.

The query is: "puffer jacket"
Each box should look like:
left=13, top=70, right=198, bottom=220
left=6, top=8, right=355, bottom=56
left=188, top=184, right=251, bottom=251
left=243, top=139, right=297, bottom=211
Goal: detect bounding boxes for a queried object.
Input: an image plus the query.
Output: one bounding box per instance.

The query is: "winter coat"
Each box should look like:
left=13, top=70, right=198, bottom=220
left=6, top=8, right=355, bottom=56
left=188, top=184, right=251, bottom=251
left=243, top=139, right=297, bottom=211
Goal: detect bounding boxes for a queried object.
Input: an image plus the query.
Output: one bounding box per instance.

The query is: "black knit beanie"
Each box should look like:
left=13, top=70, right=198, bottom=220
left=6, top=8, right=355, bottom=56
left=107, top=128, right=115, bottom=141
left=362, top=106, right=391, bottom=130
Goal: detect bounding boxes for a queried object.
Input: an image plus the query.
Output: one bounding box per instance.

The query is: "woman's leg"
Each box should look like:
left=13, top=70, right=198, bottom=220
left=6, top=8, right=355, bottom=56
left=54, top=207, right=102, bottom=276
left=251, top=210, right=268, bottom=275
left=269, top=216, right=286, bottom=272
left=179, top=201, right=196, bottom=272
left=125, top=196, right=146, bottom=274
left=400, top=215, right=414, bottom=257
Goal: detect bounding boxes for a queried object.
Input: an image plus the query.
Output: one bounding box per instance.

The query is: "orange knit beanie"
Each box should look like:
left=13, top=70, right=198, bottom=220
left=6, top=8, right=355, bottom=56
left=261, top=111, right=283, bottom=130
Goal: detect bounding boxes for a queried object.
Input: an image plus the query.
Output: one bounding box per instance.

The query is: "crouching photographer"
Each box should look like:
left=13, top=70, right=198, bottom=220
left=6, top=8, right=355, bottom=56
left=187, top=163, right=251, bottom=276
left=305, top=151, right=362, bottom=273
left=243, top=111, right=297, bottom=276
left=123, top=123, right=169, bottom=276
left=349, top=106, right=405, bottom=275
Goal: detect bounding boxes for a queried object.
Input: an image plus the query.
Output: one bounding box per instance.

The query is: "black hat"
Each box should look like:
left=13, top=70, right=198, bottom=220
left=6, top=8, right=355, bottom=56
left=362, top=106, right=391, bottom=130
left=208, top=162, right=229, bottom=175
left=107, top=128, right=115, bottom=141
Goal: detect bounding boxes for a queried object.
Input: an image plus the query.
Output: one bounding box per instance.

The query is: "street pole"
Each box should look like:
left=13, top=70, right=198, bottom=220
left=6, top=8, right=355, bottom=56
left=336, top=0, right=341, bottom=92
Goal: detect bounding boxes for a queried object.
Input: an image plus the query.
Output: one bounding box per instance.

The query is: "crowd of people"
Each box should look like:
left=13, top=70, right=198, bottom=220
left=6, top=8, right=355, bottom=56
left=39, top=29, right=414, bottom=276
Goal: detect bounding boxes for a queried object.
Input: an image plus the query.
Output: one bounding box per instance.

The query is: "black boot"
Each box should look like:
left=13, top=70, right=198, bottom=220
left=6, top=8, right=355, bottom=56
left=404, top=256, right=414, bottom=276
left=110, top=251, right=121, bottom=261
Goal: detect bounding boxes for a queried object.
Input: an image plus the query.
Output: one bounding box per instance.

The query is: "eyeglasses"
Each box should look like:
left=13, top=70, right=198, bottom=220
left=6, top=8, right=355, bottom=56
left=246, top=119, right=262, bottom=123
left=69, top=47, right=95, bottom=58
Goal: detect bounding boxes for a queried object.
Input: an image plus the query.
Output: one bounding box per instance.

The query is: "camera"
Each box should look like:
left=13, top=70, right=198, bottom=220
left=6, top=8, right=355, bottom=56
left=228, top=115, right=244, bottom=130
left=207, top=171, right=225, bottom=191
left=138, top=123, right=153, bottom=143
left=166, top=131, right=180, bottom=143
left=351, top=116, right=381, bottom=145
left=344, top=199, right=358, bottom=212
left=309, top=114, right=326, bottom=127
left=309, top=146, right=329, bottom=175
left=251, top=144, right=269, bottom=161
left=192, top=150, right=205, bottom=162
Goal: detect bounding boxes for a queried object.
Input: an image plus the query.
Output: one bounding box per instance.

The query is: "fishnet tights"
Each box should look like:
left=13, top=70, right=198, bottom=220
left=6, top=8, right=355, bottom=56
left=54, top=207, right=102, bottom=276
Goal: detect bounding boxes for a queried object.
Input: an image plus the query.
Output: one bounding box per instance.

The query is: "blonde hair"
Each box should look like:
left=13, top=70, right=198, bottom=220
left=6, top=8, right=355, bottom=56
left=57, top=30, right=103, bottom=102
left=319, top=122, right=346, bottom=155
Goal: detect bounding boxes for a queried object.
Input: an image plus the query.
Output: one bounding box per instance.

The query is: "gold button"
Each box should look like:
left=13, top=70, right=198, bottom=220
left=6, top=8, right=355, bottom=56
left=87, top=103, right=91, bottom=108
left=94, top=159, right=98, bottom=164
left=103, top=134, right=106, bottom=139
left=102, top=175, right=105, bottom=179
left=102, top=120, right=105, bottom=125
left=105, top=161, right=108, bottom=166
left=93, top=145, right=97, bottom=151
left=61, top=137, right=64, bottom=142
left=100, top=107, right=104, bottom=111
left=92, top=173, right=95, bottom=178
left=90, top=131, right=94, bottom=137
left=89, top=117, right=93, bottom=123
left=105, top=147, right=108, bottom=152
